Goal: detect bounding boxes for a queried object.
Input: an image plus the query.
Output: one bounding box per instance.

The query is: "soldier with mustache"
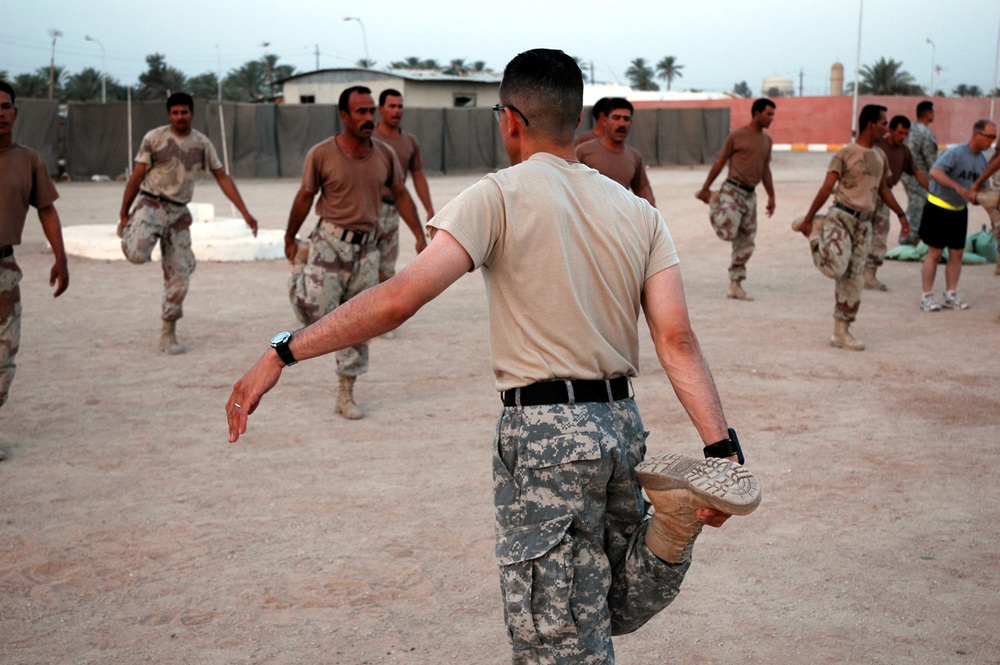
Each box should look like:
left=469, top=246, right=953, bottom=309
left=284, top=86, right=426, bottom=419
left=575, top=97, right=655, bottom=206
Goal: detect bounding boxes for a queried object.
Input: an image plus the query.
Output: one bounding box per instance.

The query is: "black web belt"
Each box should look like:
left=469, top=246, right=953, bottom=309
left=501, top=377, right=631, bottom=407
left=0, top=246, right=13, bottom=259
left=725, top=178, right=755, bottom=193
left=140, top=190, right=186, bottom=207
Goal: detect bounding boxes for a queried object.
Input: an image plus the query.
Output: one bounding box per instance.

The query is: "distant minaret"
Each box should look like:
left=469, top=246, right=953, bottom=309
left=831, top=61, right=844, bottom=96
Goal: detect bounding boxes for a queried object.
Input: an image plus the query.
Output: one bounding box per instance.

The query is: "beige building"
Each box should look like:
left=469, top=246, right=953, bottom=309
left=278, top=68, right=501, bottom=108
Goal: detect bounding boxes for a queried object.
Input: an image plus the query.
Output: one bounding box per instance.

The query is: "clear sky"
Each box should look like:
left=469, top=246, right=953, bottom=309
left=3, top=0, right=999, bottom=97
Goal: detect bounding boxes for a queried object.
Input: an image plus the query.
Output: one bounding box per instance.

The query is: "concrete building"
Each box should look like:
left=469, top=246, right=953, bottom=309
left=278, top=68, right=501, bottom=108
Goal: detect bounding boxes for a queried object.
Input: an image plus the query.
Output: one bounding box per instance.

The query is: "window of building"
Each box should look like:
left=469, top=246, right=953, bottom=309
left=453, top=93, right=476, bottom=108
left=300, top=95, right=316, bottom=104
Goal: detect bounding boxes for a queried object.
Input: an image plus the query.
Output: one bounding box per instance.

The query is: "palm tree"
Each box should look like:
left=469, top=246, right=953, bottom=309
left=732, top=81, right=752, bottom=98
left=13, top=71, right=49, bottom=99
left=625, top=58, right=658, bottom=91
left=655, top=56, right=684, bottom=91
left=390, top=56, right=424, bottom=69
left=952, top=84, right=982, bottom=97
left=224, top=60, right=267, bottom=101
left=857, top=57, right=922, bottom=95
left=63, top=67, right=104, bottom=102
left=443, top=59, right=468, bottom=76
left=137, top=54, right=187, bottom=100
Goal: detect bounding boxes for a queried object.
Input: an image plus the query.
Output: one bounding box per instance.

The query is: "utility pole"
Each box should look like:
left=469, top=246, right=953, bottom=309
left=314, top=44, right=320, bottom=71
left=48, top=28, right=63, bottom=100
left=799, top=68, right=804, bottom=96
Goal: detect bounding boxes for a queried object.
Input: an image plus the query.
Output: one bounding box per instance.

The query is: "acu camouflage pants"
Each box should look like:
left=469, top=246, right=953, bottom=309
left=0, top=259, right=22, bottom=408
left=811, top=206, right=872, bottom=323
left=376, top=201, right=400, bottom=284
left=121, top=197, right=196, bottom=322
left=901, top=174, right=927, bottom=240
left=493, top=397, right=689, bottom=665
left=865, top=199, right=891, bottom=269
left=709, top=181, right=757, bottom=282
left=288, top=222, right=378, bottom=377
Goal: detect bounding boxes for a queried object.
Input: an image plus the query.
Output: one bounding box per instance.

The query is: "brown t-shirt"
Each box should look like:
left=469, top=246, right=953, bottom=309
left=720, top=126, right=772, bottom=187
left=301, top=136, right=403, bottom=231
left=874, top=137, right=916, bottom=189
left=372, top=127, right=423, bottom=200
left=0, top=144, right=60, bottom=247
left=829, top=142, right=888, bottom=213
left=575, top=140, right=651, bottom=196
left=572, top=128, right=600, bottom=147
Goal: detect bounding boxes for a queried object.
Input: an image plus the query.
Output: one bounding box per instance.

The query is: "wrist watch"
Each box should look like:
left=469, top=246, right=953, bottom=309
left=270, top=331, right=297, bottom=366
left=703, top=427, right=745, bottom=464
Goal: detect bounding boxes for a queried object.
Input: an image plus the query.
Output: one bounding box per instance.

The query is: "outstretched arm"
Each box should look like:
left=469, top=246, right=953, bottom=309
left=226, top=229, right=472, bottom=442
left=38, top=204, right=69, bottom=297
left=213, top=169, right=258, bottom=236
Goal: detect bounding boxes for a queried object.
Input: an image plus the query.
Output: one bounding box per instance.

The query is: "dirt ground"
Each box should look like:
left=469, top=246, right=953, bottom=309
left=2, top=152, right=999, bottom=665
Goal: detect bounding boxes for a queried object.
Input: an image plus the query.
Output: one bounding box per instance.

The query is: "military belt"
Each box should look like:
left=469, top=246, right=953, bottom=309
left=833, top=201, right=872, bottom=220
left=501, top=377, right=630, bottom=407
left=319, top=219, right=374, bottom=245
left=725, top=178, right=755, bottom=193
left=140, top=190, right=186, bottom=207
left=0, top=245, right=13, bottom=259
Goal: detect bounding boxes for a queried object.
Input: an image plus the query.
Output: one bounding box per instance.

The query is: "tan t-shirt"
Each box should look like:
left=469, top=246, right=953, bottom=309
left=301, top=136, right=403, bottom=231
left=575, top=140, right=651, bottom=196
left=720, top=126, right=772, bottom=187
left=829, top=142, right=888, bottom=213
left=372, top=127, right=423, bottom=200
left=428, top=152, right=679, bottom=391
left=135, top=126, right=223, bottom=204
left=0, top=144, right=60, bottom=247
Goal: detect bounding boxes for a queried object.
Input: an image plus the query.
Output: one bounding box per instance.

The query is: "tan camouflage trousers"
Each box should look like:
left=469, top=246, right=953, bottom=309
left=901, top=175, right=927, bottom=242
left=0, top=259, right=23, bottom=409
left=289, top=224, right=378, bottom=377
left=865, top=200, right=890, bottom=269
left=494, top=397, right=689, bottom=664
left=376, top=201, right=400, bottom=284
left=709, top=181, right=757, bottom=282
left=811, top=206, right=872, bottom=323
left=121, top=197, right=196, bottom=321
left=976, top=190, right=1000, bottom=241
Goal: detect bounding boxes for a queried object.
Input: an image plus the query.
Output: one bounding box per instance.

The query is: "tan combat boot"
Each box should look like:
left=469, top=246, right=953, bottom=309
left=727, top=280, right=753, bottom=301
left=791, top=214, right=825, bottom=243
left=863, top=266, right=887, bottom=291
left=159, top=320, right=185, bottom=355
left=636, top=453, right=761, bottom=564
left=831, top=319, right=864, bottom=351
left=336, top=375, right=363, bottom=420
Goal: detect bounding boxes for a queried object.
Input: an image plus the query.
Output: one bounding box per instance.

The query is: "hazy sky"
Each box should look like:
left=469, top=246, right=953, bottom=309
left=3, top=0, right=999, bottom=97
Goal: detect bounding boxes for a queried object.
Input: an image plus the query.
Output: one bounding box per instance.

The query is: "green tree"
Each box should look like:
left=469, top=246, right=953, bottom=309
left=63, top=67, right=104, bottom=101
left=443, top=59, right=468, bottom=75
left=732, top=81, right=752, bottom=98
left=13, top=71, right=49, bottom=99
left=390, top=56, right=424, bottom=69
left=655, top=56, right=684, bottom=91
left=138, top=54, right=187, bottom=100
left=856, top=57, right=922, bottom=95
left=188, top=72, right=221, bottom=100
left=355, top=58, right=376, bottom=69
left=952, top=84, right=983, bottom=97
left=224, top=60, right=266, bottom=101
left=626, top=58, right=659, bottom=91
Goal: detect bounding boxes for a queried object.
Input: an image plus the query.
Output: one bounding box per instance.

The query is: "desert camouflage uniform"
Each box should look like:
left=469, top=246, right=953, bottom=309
left=289, top=221, right=378, bottom=377
left=709, top=181, right=757, bottom=282
left=866, top=200, right=890, bottom=268
left=375, top=200, right=400, bottom=283
left=901, top=122, right=937, bottom=241
left=121, top=197, right=195, bottom=322
left=0, top=258, right=22, bottom=407
left=494, top=396, right=689, bottom=664
left=811, top=206, right=872, bottom=322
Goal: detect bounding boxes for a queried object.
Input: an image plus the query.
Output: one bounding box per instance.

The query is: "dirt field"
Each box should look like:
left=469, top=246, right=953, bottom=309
left=2, top=153, right=999, bottom=665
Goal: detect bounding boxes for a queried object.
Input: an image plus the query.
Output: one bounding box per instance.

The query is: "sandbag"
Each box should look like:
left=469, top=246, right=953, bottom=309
left=967, top=225, right=998, bottom=263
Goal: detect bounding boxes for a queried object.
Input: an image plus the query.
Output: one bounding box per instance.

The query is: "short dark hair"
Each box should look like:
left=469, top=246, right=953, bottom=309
left=379, top=88, right=402, bottom=107
left=0, top=80, right=15, bottom=104
left=591, top=97, right=610, bottom=120
left=973, top=118, right=995, bottom=134
left=916, top=100, right=934, bottom=118
left=339, top=85, right=371, bottom=111
left=166, top=92, right=194, bottom=112
left=499, top=49, right=583, bottom=143
left=606, top=97, right=634, bottom=115
left=889, top=115, right=911, bottom=130
left=751, top=98, right=775, bottom=116
left=859, top=104, right=886, bottom=133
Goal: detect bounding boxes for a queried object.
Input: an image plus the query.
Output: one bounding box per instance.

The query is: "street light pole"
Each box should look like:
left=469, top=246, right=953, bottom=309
left=48, top=28, right=63, bottom=100
left=84, top=35, right=106, bottom=104
left=343, top=17, right=369, bottom=68
left=926, top=38, right=936, bottom=96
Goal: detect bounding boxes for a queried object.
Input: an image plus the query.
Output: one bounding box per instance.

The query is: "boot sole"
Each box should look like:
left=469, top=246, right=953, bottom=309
left=636, top=453, right=761, bottom=515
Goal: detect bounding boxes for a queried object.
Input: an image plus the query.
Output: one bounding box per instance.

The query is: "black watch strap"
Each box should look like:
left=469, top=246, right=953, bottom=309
left=271, top=332, right=297, bottom=366
left=703, top=427, right=745, bottom=465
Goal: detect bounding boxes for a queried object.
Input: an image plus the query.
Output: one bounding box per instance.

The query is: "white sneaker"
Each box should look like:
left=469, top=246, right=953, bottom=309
left=943, top=292, right=970, bottom=310
left=920, top=294, right=941, bottom=312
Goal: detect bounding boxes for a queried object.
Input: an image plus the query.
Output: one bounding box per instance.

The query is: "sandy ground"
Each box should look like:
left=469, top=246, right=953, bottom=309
left=2, top=152, right=999, bottom=665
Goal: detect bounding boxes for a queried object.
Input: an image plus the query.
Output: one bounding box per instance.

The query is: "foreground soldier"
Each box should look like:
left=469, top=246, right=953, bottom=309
left=0, top=82, right=70, bottom=459
left=228, top=50, right=760, bottom=663
left=118, top=92, right=259, bottom=355
left=696, top=98, right=776, bottom=301
left=793, top=104, right=909, bottom=350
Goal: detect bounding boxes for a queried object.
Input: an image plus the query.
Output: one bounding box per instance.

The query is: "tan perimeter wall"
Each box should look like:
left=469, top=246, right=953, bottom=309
left=634, top=96, right=1000, bottom=147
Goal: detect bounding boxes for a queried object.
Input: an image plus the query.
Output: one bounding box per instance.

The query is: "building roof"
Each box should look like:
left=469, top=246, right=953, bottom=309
left=277, top=67, right=502, bottom=85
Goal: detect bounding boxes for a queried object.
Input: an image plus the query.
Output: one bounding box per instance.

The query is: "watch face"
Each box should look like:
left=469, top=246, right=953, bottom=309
left=271, top=331, right=292, bottom=347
